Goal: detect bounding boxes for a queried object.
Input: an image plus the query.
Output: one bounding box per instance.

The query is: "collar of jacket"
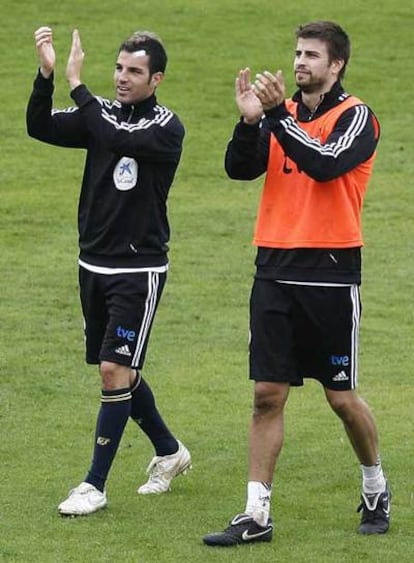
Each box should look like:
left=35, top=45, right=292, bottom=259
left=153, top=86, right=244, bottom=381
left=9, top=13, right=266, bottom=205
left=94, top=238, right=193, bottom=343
left=120, top=94, right=157, bottom=119
left=292, top=81, right=348, bottom=121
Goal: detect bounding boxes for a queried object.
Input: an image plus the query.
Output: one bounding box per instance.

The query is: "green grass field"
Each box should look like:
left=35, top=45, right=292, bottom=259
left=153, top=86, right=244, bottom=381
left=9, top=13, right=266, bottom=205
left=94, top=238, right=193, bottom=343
left=1, top=0, right=413, bottom=561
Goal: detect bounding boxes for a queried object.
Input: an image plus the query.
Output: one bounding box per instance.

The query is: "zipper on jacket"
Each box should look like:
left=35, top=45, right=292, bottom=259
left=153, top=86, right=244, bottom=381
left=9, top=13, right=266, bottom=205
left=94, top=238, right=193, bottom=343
left=127, top=106, right=134, bottom=123
left=307, top=94, right=325, bottom=121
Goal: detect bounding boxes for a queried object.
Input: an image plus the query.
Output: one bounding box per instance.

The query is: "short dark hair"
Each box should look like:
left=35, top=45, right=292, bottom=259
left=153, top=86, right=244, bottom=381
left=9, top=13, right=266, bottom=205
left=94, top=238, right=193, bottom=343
left=118, top=31, right=167, bottom=74
left=296, top=21, right=351, bottom=79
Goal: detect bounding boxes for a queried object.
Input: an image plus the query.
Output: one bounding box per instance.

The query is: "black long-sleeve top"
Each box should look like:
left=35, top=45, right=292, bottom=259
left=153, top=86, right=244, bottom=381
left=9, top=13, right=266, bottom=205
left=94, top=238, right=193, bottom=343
left=27, top=71, right=185, bottom=269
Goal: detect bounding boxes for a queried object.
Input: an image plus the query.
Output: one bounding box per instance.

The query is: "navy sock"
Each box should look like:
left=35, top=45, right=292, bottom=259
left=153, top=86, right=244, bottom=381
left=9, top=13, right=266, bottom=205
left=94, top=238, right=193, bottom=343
left=130, top=373, right=178, bottom=456
left=85, top=387, right=131, bottom=492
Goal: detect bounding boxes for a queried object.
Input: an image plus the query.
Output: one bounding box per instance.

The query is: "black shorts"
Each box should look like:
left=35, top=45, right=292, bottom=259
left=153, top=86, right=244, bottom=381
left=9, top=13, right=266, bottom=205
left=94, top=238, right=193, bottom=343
left=79, top=267, right=166, bottom=368
left=249, top=279, right=361, bottom=390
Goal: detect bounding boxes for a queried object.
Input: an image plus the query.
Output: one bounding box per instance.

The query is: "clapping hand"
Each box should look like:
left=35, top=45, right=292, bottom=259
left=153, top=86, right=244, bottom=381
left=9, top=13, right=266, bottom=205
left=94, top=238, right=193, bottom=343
left=252, top=70, right=285, bottom=111
left=66, top=28, right=84, bottom=90
left=235, top=68, right=263, bottom=125
left=34, top=26, right=55, bottom=78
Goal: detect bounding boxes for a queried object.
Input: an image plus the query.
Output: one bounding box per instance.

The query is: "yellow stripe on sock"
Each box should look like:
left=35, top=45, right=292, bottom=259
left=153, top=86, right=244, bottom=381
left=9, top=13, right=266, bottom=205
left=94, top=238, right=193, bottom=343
left=101, top=391, right=132, bottom=403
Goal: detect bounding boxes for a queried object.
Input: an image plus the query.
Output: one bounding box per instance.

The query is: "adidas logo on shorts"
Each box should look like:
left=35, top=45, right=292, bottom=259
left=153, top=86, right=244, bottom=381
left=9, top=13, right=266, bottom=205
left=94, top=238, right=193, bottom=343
left=115, top=344, right=132, bottom=356
left=332, top=370, right=348, bottom=381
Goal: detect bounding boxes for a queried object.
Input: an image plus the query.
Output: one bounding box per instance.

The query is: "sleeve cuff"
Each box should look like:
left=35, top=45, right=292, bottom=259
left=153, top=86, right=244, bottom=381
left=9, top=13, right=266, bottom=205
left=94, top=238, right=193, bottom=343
left=70, top=84, right=94, bottom=108
left=264, top=102, right=290, bottom=120
left=236, top=117, right=261, bottom=136
left=33, top=69, right=54, bottom=93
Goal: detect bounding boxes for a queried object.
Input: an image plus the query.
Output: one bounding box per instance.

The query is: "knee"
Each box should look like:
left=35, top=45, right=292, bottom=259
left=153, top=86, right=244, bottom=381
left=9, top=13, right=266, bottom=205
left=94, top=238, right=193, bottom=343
left=99, top=361, right=132, bottom=390
left=253, top=382, right=289, bottom=416
left=326, top=390, right=360, bottom=423
left=100, top=361, right=118, bottom=389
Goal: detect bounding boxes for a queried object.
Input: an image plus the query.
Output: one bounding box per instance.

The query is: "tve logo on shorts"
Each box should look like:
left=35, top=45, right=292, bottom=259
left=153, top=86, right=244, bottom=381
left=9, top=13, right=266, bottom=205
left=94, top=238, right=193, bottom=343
left=330, top=355, right=350, bottom=367
left=116, top=325, right=136, bottom=341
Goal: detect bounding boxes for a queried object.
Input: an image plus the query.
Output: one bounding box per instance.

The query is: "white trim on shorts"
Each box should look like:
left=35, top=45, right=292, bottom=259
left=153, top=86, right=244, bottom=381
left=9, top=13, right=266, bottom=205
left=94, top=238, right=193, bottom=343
left=350, top=284, right=360, bottom=389
left=276, top=280, right=353, bottom=287
left=132, top=271, right=160, bottom=367
left=79, top=258, right=168, bottom=275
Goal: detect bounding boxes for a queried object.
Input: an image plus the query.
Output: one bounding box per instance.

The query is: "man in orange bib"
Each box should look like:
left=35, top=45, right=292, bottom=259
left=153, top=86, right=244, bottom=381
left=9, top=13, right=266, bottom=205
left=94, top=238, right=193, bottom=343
left=203, top=21, right=390, bottom=547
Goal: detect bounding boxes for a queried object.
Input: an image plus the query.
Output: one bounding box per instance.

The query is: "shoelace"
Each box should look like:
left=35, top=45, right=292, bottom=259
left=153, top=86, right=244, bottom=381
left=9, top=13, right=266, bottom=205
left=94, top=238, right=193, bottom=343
left=70, top=486, right=91, bottom=497
left=357, top=500, right=383, bottom=521
left=146, top=458, right=171, bottom=477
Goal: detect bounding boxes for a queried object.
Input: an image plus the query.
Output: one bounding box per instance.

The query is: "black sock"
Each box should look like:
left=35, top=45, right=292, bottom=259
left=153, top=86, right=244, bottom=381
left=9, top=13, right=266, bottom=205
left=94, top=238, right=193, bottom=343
left=85, top=387, right=131, bottom=492
left=130, top=373, right=178, bottom=456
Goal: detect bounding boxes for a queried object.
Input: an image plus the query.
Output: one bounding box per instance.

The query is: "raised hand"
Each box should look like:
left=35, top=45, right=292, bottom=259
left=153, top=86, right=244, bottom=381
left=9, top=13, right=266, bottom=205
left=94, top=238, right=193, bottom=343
left=34, top=26, right=56, bottom=78
left=66, top=29, right=84, bottom=90
left=235, top=68, right=263, bottom=125
left=252, top=70, right=285, bottom=111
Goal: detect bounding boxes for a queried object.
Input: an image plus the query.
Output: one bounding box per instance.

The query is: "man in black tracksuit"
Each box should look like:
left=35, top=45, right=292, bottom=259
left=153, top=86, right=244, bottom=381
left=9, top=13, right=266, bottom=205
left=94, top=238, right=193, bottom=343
left=27, top=26, right=191, bottom=516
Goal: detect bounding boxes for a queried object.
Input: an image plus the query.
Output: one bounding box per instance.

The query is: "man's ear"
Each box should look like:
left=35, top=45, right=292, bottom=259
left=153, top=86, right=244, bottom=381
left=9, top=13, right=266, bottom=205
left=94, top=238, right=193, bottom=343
left=151, top=72, right=164, bottom=87
left=332, top=58, right=345, bottom=77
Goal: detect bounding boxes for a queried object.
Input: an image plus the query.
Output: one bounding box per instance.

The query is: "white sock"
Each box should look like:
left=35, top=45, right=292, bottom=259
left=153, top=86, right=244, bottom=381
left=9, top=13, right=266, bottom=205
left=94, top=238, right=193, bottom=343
left=245, top=481, right=272, bottom=526
left=361, top=459, right=386, bottom=494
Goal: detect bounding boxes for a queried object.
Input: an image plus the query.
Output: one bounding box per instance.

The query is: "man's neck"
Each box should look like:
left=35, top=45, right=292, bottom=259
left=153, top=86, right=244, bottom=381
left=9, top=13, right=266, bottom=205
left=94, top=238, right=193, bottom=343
left=301, top=91, right=324, bottom=112
left=300, top=80, right=337, bottom=112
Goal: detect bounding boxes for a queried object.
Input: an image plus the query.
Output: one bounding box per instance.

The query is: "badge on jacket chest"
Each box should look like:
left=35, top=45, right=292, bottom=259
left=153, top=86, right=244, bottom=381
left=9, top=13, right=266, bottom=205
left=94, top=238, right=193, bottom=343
left=113, top=157, right=138, bottom=191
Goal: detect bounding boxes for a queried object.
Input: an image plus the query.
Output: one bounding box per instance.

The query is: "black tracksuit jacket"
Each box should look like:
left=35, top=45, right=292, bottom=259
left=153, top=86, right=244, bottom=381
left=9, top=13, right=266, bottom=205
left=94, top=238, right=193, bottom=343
left=26, top=71, right=184, bottom=269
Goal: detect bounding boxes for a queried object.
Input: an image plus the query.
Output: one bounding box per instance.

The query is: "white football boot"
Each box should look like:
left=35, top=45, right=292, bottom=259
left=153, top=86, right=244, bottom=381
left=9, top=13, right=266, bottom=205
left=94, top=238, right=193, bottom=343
left=137, top=440, right=192, bottom=494
left=58, top=482, right=107, bottom=516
